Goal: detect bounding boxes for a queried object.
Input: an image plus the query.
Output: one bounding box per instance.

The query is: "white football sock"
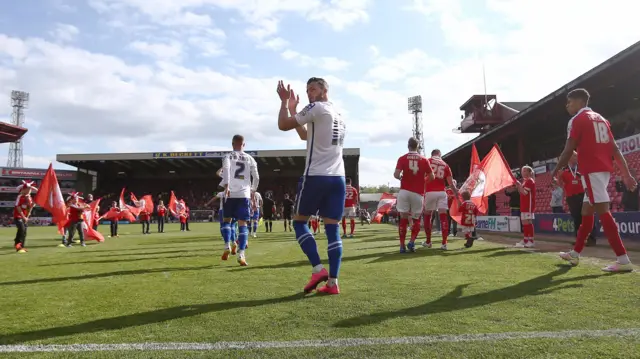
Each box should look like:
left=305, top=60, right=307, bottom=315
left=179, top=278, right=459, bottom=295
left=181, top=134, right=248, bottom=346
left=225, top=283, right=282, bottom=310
left=312, top=264, right=324, bottom=273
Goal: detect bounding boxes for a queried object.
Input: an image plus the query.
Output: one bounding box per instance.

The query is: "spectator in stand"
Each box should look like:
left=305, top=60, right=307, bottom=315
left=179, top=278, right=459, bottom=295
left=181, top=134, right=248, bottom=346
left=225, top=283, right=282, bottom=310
left=616, top=169, right=639, bottom=212
left=557, top=151, right=597, bottom=246
left=550, top=180, right=564, bottom=213
left=505, top=185, right=520, bottom=216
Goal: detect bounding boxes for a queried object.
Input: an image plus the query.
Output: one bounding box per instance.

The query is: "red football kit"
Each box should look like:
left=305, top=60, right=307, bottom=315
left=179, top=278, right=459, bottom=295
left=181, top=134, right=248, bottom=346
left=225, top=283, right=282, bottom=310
left=139, top=211, right=150, bottom=221
left=425, top=157, right=452, bottom=192
left=157, top=205, right=166, bottom=217
left=459, top=200, right=479, bottom=227
left=564, top=107, right=629, bottom=260
left=13, top=195, right=32, bottom=219
left=445, top=188, right=455, bottom=208
left=396, top=152, right=432, bottom=195
left=560, top=166, right=584, bottom=197
left=569, top=107, right=615, bottom=174
left=344, top=185, right=359, bottom=207
left=520, top=178, right=536, bottom=214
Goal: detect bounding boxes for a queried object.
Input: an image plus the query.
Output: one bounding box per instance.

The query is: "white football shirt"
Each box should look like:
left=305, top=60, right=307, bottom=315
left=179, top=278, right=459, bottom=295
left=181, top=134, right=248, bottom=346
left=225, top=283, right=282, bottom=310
left=253, top=192, right=263, bottom=209
left=295, top=101, right=345, bottom=176
left=222, top=151, right=259, bottom=199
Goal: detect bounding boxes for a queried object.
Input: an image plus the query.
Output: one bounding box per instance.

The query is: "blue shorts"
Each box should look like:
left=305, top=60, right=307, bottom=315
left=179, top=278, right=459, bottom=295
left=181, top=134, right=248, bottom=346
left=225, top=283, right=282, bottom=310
left=251, top=209, right=260, bottom=220
left=295, top=175, right=346, bottom=221
left=222, top=197, right=251, bottom=222
left=218, top=209, right=224, bottom=224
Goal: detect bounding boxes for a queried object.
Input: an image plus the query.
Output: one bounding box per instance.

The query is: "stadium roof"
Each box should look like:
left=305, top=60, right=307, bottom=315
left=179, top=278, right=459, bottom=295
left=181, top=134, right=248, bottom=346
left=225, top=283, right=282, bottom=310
left=444, top=40, right=640, bottom=163
left=56, top=148, right=360, bottom=175
left=0, top=122, right=28, bottom=144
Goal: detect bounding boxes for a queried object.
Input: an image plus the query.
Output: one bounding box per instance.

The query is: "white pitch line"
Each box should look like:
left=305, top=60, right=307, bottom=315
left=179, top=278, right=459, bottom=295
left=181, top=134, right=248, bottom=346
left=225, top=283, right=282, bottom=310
left=1, top=328, right=639, bottom=353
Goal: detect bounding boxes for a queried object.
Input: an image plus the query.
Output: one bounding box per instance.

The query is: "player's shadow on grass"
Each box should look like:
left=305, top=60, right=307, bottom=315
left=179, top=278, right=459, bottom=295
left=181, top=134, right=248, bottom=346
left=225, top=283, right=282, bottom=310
left=0, top=265, right=213, bottom=287
left=226, top=252, right=394, bottom=271
left=333, top=266, right=607, bottom=328
left=367, top=247, right=504, bottom=264
left=70, top=249, right=201, bottom=258
left=137, top=235, right=217, bottom=245
left=38, top=254, right=212, bottom=267
left=0, top=293, right=308, bottom=345
left=483, top=249, right=534, bottom=258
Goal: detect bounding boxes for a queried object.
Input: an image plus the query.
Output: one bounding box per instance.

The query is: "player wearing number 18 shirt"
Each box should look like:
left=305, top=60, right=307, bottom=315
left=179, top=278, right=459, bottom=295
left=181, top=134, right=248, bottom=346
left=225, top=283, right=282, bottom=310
left=394, top=137, right=434, bottom=253
left=554, top=88, right=635, bottom=272
left=423, top=149, right=457, bottom=250
left=221, top=134, right=259, bottom=266
left=277, top=77, right=345, bottom=295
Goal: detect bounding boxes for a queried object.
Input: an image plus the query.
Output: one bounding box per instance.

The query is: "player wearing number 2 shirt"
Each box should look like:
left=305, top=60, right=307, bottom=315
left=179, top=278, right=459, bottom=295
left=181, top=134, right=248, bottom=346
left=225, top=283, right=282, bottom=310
left=394, top=137, right=434, bottom=253
left=342, top=178, right=359, bottom=238
left=553, top=88, right=635, bottom=272
left=423, top=149, right=457, bottom=250
left=221, top=134, right=259, bottom=266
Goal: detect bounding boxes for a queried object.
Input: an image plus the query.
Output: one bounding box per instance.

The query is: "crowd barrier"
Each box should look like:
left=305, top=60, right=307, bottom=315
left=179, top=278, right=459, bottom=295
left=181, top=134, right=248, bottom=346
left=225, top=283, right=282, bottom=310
left=535, top=212, right=640, bottom=239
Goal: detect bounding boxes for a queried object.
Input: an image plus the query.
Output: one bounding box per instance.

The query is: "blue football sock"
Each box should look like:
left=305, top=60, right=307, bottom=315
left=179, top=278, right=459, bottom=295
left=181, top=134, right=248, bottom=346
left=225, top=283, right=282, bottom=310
left=248, top=222, right=253, bottom=234
left=221, top=222, right=232, bottom=244
left=325, top=223, right=342, bottom=278
left=293, top=220, right=321, bottom=267
left=252, top=221, right=258, bottom=233
left=238, top=225, right=249, bottom=250
left=231, top=220, right=237, bottom=241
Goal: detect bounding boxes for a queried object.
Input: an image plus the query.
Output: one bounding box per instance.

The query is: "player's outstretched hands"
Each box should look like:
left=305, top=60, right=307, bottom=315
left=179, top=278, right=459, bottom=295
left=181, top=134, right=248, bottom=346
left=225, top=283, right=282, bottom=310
left=288, top=89, right=299, bottom=113
left=277, top=80, right=291, bottom=102
left=623, top=174, right=638, bottom=192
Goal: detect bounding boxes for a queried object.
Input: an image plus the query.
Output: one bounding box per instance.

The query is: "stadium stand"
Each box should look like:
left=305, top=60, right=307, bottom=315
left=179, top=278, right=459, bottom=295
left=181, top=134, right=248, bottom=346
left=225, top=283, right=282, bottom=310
left=445, top=40, right=640, bottom=215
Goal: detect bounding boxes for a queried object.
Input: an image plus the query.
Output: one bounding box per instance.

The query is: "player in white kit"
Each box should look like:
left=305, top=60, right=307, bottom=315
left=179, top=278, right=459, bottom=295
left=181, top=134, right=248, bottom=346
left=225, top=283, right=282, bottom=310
left=249, top=191, right=263, bottom=238
left=221, top=135, right=259, bottom=266
left=277, top=77, right=345, bottom=295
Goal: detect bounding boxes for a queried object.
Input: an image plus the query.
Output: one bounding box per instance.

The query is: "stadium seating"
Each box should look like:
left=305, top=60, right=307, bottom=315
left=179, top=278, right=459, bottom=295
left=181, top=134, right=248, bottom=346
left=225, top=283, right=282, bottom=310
left=490, top=150, right=640, bottom=214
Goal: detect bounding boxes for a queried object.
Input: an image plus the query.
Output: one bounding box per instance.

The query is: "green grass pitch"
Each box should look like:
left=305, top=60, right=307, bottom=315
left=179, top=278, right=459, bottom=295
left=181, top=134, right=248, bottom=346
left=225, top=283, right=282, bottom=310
left=0, top=222, right=638, bottom=358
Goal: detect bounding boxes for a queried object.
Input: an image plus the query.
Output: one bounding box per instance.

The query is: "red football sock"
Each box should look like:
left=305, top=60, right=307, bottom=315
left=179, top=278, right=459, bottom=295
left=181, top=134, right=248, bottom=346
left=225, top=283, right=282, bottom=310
left=528, top=223, right=535, bottom=242
left=341, top=218, right=346, bottom=235
left=423, top=214, right=432, bottom=243
left=439, top=212, right=449, bottom=245
left=350, top=219, right=355, bottom=235
left=600, top=212, right=627, bottom=256
left=399, top=217, right=409, bottom=247
left=410, top=218, right=421, bottom=242
left=573, top=215, right=594, bottom=253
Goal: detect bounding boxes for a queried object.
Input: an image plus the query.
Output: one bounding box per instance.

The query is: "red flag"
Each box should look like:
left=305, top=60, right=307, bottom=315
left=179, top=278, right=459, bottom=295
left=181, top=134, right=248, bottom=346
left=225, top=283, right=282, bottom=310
left=168, top=191, right=178, bottom=216
left=82, top=199, right=104, bottom=242
left=469, top=143, right=489, bottom=214
left=470, top=143, right=480, bottom=175
left=120, top=188, right=141, bottom=216
left=33, top=163, right=67, bottom=225
left=450, top=144, right=517, bottom=223
left=132, top=193, right=154, bottom=214
left=372, top=193, right=397, bottom=223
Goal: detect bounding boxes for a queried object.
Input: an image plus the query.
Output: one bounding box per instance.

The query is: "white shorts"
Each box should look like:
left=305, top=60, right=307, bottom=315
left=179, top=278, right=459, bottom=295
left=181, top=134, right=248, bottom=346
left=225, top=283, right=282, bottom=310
left=396, top=189, right=424, bottom=219
left=424, top=191, right=448, bottom=211
left=460, top=225, right=475, bottom=233
left=581, top=172, right=611, bottom=204
left=521, top=212, right=535, bottom=220
left=343, top=206, right=357, bottom=218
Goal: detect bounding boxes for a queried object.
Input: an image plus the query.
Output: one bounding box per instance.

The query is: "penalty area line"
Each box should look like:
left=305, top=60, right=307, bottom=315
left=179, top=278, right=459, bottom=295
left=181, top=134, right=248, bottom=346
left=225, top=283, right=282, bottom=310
left=1, top=328, right=639, bottom=353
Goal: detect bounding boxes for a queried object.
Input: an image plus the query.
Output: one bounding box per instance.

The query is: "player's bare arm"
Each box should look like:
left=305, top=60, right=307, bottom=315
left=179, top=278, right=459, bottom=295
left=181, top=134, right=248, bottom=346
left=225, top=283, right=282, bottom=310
left=552, top=138, right=578, bottom=177
left=426, top=171, right=435, bottom=183
left=393, top=168, right=402, bottom=180
left=277, top=80, right=301, bottom=131
left=446, top=176, right=457, bottom=195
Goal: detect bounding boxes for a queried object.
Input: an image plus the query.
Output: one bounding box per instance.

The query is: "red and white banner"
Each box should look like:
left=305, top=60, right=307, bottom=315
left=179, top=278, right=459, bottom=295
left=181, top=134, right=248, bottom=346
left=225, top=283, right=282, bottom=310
left=372, top=193, right=396, bottom=223
left=0, top=167, right=76, bottom=179
left=616, top=133, right=640, bottom=156
left=0, top=186, right=75, bottom=194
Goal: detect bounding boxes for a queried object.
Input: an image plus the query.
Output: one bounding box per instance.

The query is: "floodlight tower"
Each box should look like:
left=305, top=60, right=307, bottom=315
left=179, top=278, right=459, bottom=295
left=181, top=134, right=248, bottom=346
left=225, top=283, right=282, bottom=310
left=408, top=95, right=424, bottom=155
left=7, top=91, right=29, bottom=168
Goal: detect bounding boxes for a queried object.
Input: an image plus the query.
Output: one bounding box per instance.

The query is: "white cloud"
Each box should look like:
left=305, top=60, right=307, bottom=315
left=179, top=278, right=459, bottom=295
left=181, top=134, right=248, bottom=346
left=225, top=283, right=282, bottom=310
left=257, top=37, right=289, bottom=51
left=49, top=23, right=79, bottom=43
left=281, top=50, right=350, bottom=72
left=129, top=41, right=183, bottom=60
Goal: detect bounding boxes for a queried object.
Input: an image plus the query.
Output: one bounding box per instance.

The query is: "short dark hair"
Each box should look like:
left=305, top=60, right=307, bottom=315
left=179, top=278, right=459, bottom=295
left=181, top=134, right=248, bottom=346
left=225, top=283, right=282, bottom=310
left=232, top=134, right=244, bottom=144
left=431, top=149, right=441, bottom=156
left=307, top=77, right=328, bottom=90
left=346, top=177, right=352, bottom=185
left=567, top=88, right=590, bottom=103
left=408, top=137, right=419, bottom=151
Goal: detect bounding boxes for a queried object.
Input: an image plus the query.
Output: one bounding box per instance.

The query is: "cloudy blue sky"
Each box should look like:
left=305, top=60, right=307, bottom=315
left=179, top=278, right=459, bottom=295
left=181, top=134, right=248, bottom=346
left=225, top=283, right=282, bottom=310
left=0, top=0, right=638, bottom=185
